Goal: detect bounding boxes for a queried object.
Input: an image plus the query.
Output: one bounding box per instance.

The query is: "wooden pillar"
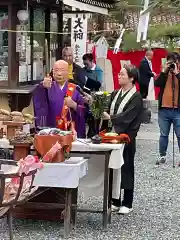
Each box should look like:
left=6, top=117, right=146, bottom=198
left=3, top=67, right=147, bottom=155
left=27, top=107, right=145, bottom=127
left=30, top=6, right=34, bottom=81
left=8, top=4, right=19, bottom=88
left=56, top=1, right=64, bottom=60
left=45, top=8, right=50, bottom=72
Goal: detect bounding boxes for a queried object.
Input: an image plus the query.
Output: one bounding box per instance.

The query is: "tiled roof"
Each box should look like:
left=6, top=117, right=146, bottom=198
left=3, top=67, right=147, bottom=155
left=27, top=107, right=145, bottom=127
left=76, top=0, right=117, bottom=8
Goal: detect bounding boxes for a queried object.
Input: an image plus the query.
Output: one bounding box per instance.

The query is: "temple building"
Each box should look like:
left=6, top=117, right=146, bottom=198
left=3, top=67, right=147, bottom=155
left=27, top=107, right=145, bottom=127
left=0, top=0, right=116, bottom=113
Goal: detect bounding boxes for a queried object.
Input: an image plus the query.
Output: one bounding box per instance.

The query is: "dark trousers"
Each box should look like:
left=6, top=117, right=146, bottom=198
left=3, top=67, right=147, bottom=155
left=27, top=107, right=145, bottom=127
left=112, top=189, right=134, bottom=208
left=139, top=83, right=149, bottom=99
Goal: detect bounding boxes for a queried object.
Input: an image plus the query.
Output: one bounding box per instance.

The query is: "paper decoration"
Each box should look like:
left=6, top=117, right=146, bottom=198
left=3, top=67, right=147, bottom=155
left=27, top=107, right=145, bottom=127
left=19, top=65, right=28, bottom=82
left=95, top=36, right=109, bottom=59
left=137, top=0, right=150, bottom=43
left=120, top=60, right=131, bottom=68
left=86, top=42, right=94, bottom=54
left=113, top=28, right=125, bottom=54
left=147, top=77, right=155, bottom=100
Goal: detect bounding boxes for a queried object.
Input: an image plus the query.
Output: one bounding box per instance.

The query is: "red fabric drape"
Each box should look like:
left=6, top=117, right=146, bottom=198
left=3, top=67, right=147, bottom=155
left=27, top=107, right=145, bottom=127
left=107, top=49, right=168, bottom=99
left=93, top=47, right=168, bottom=99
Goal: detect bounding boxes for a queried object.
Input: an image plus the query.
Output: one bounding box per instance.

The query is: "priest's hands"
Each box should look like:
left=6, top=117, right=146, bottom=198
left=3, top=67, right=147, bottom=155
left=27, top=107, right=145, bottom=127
left=43, top=74, right=52, bottom=88
left=65, top=96, right=77, bottom=110
left=103, top=112, right=110, bottom=120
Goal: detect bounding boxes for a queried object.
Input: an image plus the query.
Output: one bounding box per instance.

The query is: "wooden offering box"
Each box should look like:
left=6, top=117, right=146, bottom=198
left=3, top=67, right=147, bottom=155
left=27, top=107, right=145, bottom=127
left=12, top=143, right=32, bottom=161
left=3, top=121, right=25, bottom=139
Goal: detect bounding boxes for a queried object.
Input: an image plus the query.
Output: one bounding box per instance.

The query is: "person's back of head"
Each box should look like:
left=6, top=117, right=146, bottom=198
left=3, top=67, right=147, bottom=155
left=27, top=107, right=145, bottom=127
left=83, top=53, right=94, bottom=69
left=145, top=49, right=153, bottom=61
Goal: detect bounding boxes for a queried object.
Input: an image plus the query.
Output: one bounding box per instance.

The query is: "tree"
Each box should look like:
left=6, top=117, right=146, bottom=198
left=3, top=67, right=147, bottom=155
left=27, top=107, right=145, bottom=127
left=107, top=0, right=180, bottom=50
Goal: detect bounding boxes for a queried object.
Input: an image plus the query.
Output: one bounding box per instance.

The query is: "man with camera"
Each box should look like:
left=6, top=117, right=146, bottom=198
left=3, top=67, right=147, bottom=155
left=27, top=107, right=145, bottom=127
left=155, top=52, right=180, bottom=165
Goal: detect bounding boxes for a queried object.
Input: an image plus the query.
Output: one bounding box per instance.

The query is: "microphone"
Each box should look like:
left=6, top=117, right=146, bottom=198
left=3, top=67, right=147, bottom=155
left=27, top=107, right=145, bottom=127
left=76, top=85, right=86, bottom=96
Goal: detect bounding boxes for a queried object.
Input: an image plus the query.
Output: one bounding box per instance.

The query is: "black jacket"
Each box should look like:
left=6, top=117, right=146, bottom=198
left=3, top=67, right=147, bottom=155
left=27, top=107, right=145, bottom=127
left=71, top=63, right=86, bottom=88
left=155, top=72, right=180, bottom=108
left=138, top=57, right=154, bottom=86
left=101, top=91, right=143, bottom=139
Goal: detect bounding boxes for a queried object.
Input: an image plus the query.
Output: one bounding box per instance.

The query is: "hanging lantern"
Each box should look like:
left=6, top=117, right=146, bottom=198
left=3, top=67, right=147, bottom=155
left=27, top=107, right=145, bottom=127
left=17, top=10, right=29, bottom=23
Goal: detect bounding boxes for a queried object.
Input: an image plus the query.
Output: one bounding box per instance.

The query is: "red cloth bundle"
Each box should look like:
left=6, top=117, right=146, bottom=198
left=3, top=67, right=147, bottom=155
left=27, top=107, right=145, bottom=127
left=99, top=130, right=130, bottom=144
left=43, top=142, right=62, bottom=162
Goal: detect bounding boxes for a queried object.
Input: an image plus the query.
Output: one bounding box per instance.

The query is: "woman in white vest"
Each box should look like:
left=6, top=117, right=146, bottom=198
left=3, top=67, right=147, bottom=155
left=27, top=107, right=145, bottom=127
left=102, top=64, right=143, bottom=215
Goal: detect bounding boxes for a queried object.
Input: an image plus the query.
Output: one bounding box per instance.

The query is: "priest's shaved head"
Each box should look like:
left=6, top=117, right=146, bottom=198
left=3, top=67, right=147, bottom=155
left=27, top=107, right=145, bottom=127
left=53, top=60, right=69, bottom=85
left=62, top=47, right=73, bottom=64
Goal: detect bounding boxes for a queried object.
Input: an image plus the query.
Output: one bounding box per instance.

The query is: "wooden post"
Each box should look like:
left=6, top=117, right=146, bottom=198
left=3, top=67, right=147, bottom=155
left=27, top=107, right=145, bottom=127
left=56, top=1, right=64, bottom=60
left=45, top=8, right=50, bottom=72
left=30, top=6, right=34, bottom=81
left=8, top=4, right=19, bottom=89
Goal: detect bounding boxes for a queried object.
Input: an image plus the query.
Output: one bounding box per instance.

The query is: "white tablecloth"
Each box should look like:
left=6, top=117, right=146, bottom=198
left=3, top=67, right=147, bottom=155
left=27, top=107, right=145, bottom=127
left=34, top=157, right=88, bottom=188
left=72, top=140, right=124, bottom=199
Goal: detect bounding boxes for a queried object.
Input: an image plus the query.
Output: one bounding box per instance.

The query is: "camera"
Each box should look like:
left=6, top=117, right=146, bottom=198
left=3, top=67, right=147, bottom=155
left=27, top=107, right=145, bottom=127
left=169, top=61, right=176, bottom=70
left=166, top=52, right=180, bottom=71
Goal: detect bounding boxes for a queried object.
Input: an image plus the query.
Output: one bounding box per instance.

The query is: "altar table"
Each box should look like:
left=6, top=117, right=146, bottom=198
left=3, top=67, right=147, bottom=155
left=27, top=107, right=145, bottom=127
left=10, top=139, right=124, bottom=234
left=14, top=157, right=88, bottom=238
left=71, top=139, right=124, bottom=230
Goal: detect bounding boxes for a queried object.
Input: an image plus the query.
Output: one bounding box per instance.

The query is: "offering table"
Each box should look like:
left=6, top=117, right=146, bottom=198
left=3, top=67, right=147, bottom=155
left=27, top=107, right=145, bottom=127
left=11, top=139, right=124, bottom=233
left=70, top=139, right=124, bottom=230
left=13, top=157, right=88, bottom=238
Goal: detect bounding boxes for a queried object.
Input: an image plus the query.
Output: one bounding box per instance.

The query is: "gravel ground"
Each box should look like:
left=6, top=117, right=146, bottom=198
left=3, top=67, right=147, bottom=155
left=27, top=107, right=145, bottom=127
left=1, top=113, right=180, bottom=240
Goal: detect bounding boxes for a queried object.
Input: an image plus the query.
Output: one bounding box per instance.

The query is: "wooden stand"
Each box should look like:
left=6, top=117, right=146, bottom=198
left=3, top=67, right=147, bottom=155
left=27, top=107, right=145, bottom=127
left=13, top=187, right=78, bottom=238
left=3, top=121, right=25, bottom=139
left=142, top=99, right=151, bottom=124
left=12, top=143, right=31, bottom=161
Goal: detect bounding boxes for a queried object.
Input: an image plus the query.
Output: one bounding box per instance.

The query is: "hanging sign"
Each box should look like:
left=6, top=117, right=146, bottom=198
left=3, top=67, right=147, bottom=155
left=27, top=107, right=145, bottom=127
left=71, top=16, right=87, bottom=67
left=16, top=25, right=26, bottom=52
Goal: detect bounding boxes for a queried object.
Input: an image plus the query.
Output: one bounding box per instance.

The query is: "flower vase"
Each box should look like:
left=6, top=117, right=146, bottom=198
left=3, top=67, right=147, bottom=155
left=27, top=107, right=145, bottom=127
left=87, top=116, right=101, bottom=138
left=94, top=118, right=101, bottom=135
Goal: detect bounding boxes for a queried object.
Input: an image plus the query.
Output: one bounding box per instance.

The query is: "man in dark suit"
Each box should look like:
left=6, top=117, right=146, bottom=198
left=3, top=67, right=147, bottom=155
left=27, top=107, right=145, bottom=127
left=138, top=50, right=156, bottom=99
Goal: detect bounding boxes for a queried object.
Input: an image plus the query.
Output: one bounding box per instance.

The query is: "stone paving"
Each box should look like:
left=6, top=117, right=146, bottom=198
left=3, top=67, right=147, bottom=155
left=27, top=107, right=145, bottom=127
left=1, top=113, right=180, bottom=240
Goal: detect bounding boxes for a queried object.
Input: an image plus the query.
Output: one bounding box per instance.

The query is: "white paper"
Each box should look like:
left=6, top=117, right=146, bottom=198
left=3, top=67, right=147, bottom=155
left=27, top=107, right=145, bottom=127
left=23, top=124, right=30, bottom=134
left=120, top=60, right=131, bottom=68
left=19, top=65, right=28, bottom=82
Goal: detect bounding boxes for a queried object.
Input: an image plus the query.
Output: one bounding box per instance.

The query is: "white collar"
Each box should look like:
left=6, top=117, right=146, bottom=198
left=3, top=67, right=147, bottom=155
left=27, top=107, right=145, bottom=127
left=59, top=83, right=65, bottom=90
left=145, top=56, right=151, bottom=63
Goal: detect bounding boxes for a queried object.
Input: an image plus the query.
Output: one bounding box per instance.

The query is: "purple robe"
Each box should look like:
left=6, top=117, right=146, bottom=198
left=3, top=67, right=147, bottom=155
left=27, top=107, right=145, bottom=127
left=33, top=81, right=86, bottom=138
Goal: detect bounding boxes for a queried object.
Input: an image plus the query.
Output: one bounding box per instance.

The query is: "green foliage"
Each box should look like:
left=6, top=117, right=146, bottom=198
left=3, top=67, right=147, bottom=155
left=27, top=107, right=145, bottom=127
left=122, top=31, right=142, bottom=51
left=91, top=92, right=110, bottom=119
left=101, top=0, right=180, bottom=51
left=121, top=23, right=180, bottom=51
